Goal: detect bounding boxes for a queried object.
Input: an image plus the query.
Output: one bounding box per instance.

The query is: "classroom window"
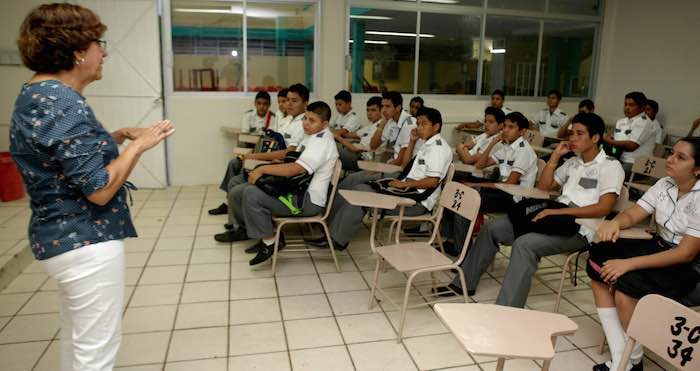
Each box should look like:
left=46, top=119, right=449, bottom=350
left=539, top=21, right=596, bottom=97
left=170, top=0, right=316, bottom=92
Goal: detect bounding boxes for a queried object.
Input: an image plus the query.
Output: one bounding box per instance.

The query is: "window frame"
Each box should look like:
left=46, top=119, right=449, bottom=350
left=161, top=0, right=321, bottom=96
left=346, top=0, right=604, bottom=99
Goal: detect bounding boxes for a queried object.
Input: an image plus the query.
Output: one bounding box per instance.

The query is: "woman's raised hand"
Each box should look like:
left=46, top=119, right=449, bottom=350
left=134, top=120, right=175, bottom=152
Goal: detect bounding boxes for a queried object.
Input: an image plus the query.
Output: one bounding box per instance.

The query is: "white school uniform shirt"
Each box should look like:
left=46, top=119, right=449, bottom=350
left=613, top=113, right=655, bottom=164
left=242, top=110, right=275, bottom=135
left=468, top=132, right=502, bottom=156
left=277, top=113, right=306, bottom=147
left=330, top=111, right=361, bottom=133
left=404, top=133, right=453, bottom=210
left=650, top=118, right=664, bottom=144
left=296, top=128, right=340, bottom=208
left=273, top=112, right=292, bottom=132
left=381, top=111, right=417, bottom=159
left=498, top=106, right=513, bottom=115
left=357, top=121, right=380, bottom=160
left=533, top=107, right=568, bottom=138
left=491, top=136, right=538, bottom=201
left=553, top=150, right=625, bottom=242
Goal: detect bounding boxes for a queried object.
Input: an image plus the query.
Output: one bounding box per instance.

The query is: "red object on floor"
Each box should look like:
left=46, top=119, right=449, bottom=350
left=0, top=152, right=25, bottom=202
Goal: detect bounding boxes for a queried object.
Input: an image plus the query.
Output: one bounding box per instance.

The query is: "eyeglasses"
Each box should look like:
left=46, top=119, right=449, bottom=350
left=94, top=39, right=107, bottom=49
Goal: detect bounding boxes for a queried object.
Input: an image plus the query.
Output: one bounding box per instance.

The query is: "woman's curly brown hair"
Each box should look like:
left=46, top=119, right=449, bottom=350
left=17, top=3, right=107, bottom=73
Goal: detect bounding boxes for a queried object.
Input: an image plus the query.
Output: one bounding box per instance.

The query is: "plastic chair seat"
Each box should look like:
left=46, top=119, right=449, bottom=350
left=376, top=242, right=453, bottom=272
left=273, top=214, right=324, bottom=224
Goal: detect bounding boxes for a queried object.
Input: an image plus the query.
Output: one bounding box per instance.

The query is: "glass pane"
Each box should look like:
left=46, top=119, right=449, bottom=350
left=171, top=0, right=244, bottom=91
left=487, top=0, right=545, bottom=11
left=549, top=0, right=601, bottom=16
left=246, top=2, right=316, bottom=92
left=418, top=13, right=481, bottom=94
left=539, top=21, right=596, bottom=97
left=348, top=8, right=417, bottom=93
left=482, top=16, right=540, bottom=96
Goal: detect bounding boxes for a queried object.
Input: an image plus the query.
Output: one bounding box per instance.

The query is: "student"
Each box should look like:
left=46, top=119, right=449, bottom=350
left=603, top=91, right=655, bottom=177
left=644, top=99, right=664, bottom=145
left=409, top=96, right=424, bottom=117
left=456, top=89, right=510, bottom=130
left=557, top=99, right=594, bottom=139
left=587, top=137, right=700, bottom=371
left=329, top=90, right=360, bottom=135
left=230, top=101, right=340, bottom=265
left=531, top=89, right=568, bottom=137
left=456, top=107, right=505, bottom=165
left=307, top=107, right=452, bottom=250
left=213, top=83, right=309, bottom=242
left=335, top=96, right=383, bottom=171
left=439, top=113, right=625, bottom=307
left=274, top=88, right=290, bottom=130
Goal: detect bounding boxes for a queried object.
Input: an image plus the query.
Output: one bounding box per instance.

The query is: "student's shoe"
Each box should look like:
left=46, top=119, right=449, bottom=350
left=304, top=236, right=349, bottom=251
left=432, top=283, right=475, bottom=297
left=208, top=203, right=228, bottom=215
left=224, top=223, right=233, bottom=230
left=592, top=361, right=643, bottom=371
left=246, top=235, right=285, bottom=254
left=214, top=228, right=248, bottom=243
left=249, top=239, right=286, bottom=266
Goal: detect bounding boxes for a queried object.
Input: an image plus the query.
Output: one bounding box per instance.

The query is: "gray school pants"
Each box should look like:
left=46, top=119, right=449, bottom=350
left=227, top=175, right=247, bottom=227
left=339, top=170, right=401, bottom=190
left=338, top=146, right=362, bottom=171
left=452, top=216, right=588, bottom=308
left=220, top=158, right=243, bottom=191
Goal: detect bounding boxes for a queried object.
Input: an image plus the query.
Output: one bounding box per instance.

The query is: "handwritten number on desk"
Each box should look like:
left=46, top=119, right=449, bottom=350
left=452, top=189, right=464, bottom=210
left=667, top=316, right=698, bottom=366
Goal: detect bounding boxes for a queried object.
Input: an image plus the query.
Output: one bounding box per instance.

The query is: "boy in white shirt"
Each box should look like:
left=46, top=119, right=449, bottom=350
left=456, top=89, right=511, bottom=130
left=273, top=88, right=289, bottom=130
left=644, top=99, right=664, bottom=145
left=335, top=96, right=383, bottom=170
left=330, top=90, right=360, bottom=135
left=438, top=113, right=624, bottom=307
left=456, top=106, right=505, bottom=165
left=409, top=96, right=424, bottom=117
left=531, top=89, right=568, bottom=138
left=557, top=99, right=595, bottom=139
left=237, top=101, right=340, bottom=265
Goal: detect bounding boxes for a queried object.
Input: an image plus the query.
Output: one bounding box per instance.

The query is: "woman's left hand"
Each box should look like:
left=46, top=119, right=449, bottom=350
left=600, top=259, right=635, bottom=283
left=532, top=208, right=559, bottom=222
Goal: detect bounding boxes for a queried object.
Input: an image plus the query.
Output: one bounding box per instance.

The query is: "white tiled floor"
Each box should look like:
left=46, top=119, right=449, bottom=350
left=0, top=186, right=673, bottom=370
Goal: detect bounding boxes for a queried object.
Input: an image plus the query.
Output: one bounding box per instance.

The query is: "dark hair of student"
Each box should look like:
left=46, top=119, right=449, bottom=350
left=366, top=96, right=382, bottom=108
left=381, top=91, right=403, bottom=108
left=646, top=99, right=659, bottom=114
left=288, top=83, right=310, bottom=102
left=679, top=137, right=700, bottom=168
left=416, top=107, right=443, bottom=132
left=277, top=88, right=289, bottom=98
left=307, top=101, right=332, bottom=122
left=334, top=90, right=352, bottom=103
left=505, top=112, right=529, bottom=130
left=579, top=99, right=595, bottom=111
left=410, top=96, right=424, bottom=106
left=484, top=106, right=505, bottom=124
left=571, top=113, right=605, bottom=141
left=254, top=91, right=271, bottom=102
left=491, top=89, right=505, bottom=99
left=546, top=89, right=562, bottom=100
left=624, top=91, right=647, bottom=108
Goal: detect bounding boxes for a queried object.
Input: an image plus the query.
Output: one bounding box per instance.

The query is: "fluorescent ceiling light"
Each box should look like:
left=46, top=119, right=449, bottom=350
left=174, top=8, right=229, bottom=14
left=230, top=49, right=239, bottom=57
left=350, top=15, right=392, bottom=20
left=490, top=48, right=506, bottom=54
left=366, top=31, right=435, bottom=38
left=349, top=39, right=389, bottom=45
left=174, top=6, right=295, bottom=19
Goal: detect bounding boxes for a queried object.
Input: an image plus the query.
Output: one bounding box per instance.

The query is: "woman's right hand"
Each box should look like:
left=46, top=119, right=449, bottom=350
left=597, top=220, right=621, bottom=242
left=134, top=120, right=175, bottom=152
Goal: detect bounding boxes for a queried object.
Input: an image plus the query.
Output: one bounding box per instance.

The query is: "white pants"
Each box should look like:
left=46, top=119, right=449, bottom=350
left=40, top=240, right=125, bottom=371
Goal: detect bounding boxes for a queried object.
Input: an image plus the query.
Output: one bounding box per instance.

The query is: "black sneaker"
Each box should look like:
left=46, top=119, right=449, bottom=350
left=305, top=236, right=329, bottom=248
left=249, top=238, right=286, bottom=266
left=246, top=235, right=285, bottom=254
left=224, top=223, right=233, bottom=230
left=208, top=203, right=228, bottom=215
left=592, top=361, right=643, bottom=371
left=432, top=283, right=475, bottom=297
left=214, top=228, right=248, bottom=243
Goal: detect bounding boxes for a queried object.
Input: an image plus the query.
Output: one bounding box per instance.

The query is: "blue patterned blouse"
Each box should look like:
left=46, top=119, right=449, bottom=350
left=9, top=80, right=137, bottom=260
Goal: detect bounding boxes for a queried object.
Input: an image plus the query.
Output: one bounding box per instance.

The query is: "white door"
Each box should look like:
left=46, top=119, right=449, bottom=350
left=77, top=0, right=168, bottom=188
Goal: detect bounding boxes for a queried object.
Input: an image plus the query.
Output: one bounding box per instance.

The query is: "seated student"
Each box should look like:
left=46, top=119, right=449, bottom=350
left=689, top=117, right=700, bottom=137
left=339, top=91, right=417, bottom=188
left=209, top=91, right=277, bottom=215
left=587, top=136, right=700, bottom=371
left=439, top=113, right=625, bottom=306
left=409, top=96, right=424, bottom=117
left=643, top=99, right=664, bottom=145
left=329, top=90, right=360, bottom=136
left=274, top=88, right=290, bottom=129
left=557, top=99, right=595, bottom=139
left=603, top=91, right=655, bottom=178
left=456, top=107, right=505, bottom=165
left=530, top=89, right=568, bottom=138
left=456, top=89, right=511, bottom=130
left=335, top=96, right=383, bottom=171
left=307, top=107, right=452, bottom=250
left=213, top=83, right=309, bottom=242
left=227, top=101, right=341, bottom=265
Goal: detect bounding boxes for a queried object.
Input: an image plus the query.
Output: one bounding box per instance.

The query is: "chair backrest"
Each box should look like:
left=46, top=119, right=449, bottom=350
left=321, top=160, right=343, bottom=220
left=629, top=156, right=666, bottom=183
left=524, top=130, right=544, bottom=147
left=618, top=294, right=700, bottom=371
left=434, top=182, right=481, bottom=265
left=535, top=159, right=546, bottom=182
left=428, top=164, right=457, bottom=220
